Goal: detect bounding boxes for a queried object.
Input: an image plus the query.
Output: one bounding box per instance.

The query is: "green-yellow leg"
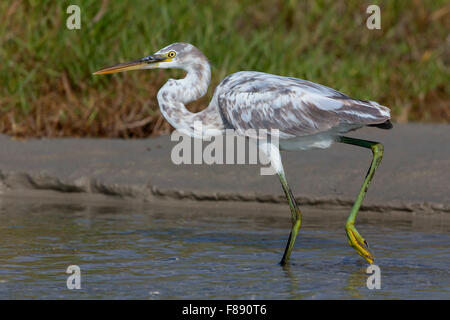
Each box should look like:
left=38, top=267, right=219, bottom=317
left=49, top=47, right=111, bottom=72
left=278, top=171, right=302, bottom=266
left=337, top=136, right=384, bottom=264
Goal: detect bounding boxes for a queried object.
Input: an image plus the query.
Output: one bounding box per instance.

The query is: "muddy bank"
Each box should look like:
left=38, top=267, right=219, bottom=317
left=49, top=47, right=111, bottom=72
left=0, top=123, right=449, bottom=214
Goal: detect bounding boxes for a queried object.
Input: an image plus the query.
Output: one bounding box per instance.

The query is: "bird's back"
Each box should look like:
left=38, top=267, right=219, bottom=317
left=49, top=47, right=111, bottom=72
left=213, top=71, right=391, bottom=140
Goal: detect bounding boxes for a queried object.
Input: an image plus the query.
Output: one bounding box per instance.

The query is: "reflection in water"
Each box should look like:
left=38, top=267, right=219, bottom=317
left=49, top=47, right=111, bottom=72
left=0, top=196, right=449, bottom=299
left=344, top=266, right=370, bottom=299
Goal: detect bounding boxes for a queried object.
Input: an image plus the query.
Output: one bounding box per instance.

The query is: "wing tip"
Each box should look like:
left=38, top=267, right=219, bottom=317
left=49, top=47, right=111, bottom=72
left=367, top=119, right=393, bottom=130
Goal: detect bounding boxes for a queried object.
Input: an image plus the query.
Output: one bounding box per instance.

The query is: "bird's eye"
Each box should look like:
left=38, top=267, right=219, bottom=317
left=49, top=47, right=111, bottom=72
left=168, top=51, right=176, bottom=58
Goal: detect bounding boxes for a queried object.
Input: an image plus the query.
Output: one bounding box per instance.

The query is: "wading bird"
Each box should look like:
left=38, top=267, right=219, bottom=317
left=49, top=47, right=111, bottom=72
left=94, top=43, right=392, bottom=266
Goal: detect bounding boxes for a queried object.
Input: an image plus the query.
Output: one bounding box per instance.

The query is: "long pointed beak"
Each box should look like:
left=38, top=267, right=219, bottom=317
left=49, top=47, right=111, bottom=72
left=93, top=54, right=166, bottom=75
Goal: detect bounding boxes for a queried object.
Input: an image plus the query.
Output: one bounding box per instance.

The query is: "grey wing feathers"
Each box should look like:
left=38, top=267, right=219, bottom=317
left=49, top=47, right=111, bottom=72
left=216, top=71, right=391, bottom=139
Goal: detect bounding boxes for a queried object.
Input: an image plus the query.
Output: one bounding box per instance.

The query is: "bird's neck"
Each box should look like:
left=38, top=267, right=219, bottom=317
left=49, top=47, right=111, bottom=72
left=157, top=61, right=224, bottom=138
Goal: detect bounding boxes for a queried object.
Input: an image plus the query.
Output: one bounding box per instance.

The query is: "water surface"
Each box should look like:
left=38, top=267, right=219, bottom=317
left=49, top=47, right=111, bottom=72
left=0, top=196, right=448, bottom=299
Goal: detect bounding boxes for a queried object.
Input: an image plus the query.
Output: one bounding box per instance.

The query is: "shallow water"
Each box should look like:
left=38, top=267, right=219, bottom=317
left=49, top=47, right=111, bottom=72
left=0, top=196, right=449, bottom=299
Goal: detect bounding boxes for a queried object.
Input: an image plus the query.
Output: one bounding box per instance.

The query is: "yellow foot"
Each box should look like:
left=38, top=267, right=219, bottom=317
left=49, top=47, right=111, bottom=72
left=345, top=224, right=374, bottom=264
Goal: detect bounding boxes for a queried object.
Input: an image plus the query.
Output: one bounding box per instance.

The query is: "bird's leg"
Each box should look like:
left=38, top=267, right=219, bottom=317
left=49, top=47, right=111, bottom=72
left=278, top=170, right=302, bottom=266
left=337, top=136, right=384, bottom=264
left=259, top=140, right=302, bottom=266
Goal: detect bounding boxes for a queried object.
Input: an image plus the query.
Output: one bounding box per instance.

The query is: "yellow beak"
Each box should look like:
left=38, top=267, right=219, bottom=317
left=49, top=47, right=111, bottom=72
left=93, top=54, right=166, bottom=75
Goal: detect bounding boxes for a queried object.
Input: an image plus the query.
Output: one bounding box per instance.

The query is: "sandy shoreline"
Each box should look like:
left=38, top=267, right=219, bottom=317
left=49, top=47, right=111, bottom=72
left=1, top=123, right=449, bottom=215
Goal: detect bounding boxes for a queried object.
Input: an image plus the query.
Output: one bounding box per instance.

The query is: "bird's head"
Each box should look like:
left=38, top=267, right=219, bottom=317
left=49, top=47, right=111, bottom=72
left=93, top=42, right=206, bottom=75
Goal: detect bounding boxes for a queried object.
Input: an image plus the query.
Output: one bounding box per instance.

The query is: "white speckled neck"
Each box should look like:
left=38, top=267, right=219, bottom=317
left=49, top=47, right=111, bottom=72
left=157, top=59, right=224, bottom=138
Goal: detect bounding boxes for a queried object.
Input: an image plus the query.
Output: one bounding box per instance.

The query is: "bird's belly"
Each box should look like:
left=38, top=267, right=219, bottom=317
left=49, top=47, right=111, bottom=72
left=278, top=123, right=364, bottom=151
left=279, top=132, right=336, bottom=151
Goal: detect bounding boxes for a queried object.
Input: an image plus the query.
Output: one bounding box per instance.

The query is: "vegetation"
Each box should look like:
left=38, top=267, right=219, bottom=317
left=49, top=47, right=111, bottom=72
left=1, top=0, right=448, bottom=138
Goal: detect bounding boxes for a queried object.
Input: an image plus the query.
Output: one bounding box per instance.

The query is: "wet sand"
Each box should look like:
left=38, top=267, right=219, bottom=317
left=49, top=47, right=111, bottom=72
left=0, top=123, right=449, bottom=215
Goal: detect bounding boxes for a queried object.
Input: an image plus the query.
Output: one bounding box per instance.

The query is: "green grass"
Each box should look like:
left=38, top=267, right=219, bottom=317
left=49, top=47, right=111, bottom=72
left=0, top=0, right=449, bottom=137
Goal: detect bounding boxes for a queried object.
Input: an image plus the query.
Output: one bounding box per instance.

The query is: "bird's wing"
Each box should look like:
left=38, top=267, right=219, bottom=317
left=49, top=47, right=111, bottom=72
left=216, top=71, right=390, bottom=139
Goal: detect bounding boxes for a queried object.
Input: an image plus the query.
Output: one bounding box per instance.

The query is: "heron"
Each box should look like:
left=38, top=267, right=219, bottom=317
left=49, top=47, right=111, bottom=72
left=94, top=42, right=392, bottom=266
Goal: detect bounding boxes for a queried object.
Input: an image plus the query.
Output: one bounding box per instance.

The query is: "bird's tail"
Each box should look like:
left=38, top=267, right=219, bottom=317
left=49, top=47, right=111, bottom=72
left=367, top=119, right=393, bottom=129
left=363, top=100, right=393, bottom=130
